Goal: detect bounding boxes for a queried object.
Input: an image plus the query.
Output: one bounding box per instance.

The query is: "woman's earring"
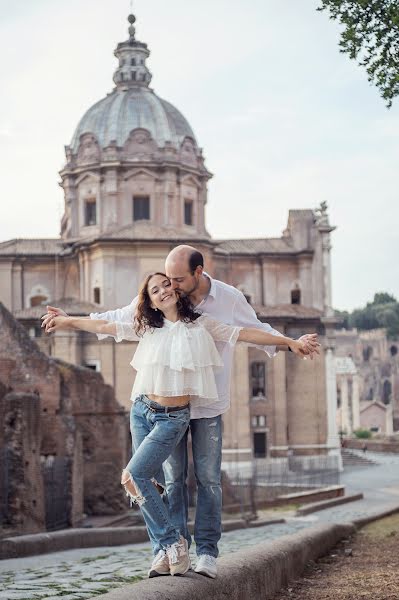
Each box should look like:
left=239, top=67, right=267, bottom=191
left=154, top=307, right=158, bottom=311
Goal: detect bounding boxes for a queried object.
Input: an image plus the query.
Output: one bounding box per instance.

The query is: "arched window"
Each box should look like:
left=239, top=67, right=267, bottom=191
left=85, top=198, right=97, bottom=226
left=337, top=386, right=341, bottom=408
left=27, top=285, right=50, bottom=308
left=291, top=286, right=301, bottom=305
left=251, top=362, right=266, bottom=397
left=93, top=287, right=101, bottom=305
left=382, top=380, right=392, bottom=405
left=363, top=346, right=373, bottom=362
left=30, top=295, right=48, bottom=307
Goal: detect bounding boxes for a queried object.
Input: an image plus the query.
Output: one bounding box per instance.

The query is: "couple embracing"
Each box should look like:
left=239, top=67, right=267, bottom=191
left=42, top=245, right=319, bottom=579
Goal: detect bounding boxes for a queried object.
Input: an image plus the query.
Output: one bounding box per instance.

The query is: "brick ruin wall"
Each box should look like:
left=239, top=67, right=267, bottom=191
left=0, top=302, right=129, bottom=536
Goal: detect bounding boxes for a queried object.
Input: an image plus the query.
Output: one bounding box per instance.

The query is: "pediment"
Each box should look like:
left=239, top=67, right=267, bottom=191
left=180, top=173, right=201, bottom=189
left=124, top=167, right=155, bottom=181
left=76, top=171, right=101, bottom=186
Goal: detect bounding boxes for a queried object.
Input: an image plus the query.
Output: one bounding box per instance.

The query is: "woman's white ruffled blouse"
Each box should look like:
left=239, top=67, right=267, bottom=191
left=114, top=315, right=242, bottom=408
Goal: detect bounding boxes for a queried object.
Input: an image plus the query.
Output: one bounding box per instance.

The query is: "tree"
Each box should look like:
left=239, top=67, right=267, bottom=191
left=343, top=291, right=399, bottom=338
left=317, top=1, right=399, bottom=107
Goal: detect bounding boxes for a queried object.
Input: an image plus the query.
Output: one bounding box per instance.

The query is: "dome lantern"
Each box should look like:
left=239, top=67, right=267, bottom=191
left=113, top=14, right=152, bottom=89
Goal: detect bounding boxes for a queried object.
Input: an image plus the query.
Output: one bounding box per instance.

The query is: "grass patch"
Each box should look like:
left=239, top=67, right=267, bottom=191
left=361, top=512, right=399, bottom=539
left=80, top=554, right=109, bottom=564
left=269, top=503, right=300, bottom=512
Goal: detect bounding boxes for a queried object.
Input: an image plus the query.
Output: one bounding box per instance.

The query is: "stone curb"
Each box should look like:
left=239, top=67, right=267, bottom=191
left=0, top=518, right=285, bottom=560
left=352, top=504, right=399, bottom=529
left=296, top=492, right=364, bottom=516
left=86, top=522, right=356, bottom=600
left=0, top=527, right=149, bottom=560
left=85, top=505, right=399, bottom=600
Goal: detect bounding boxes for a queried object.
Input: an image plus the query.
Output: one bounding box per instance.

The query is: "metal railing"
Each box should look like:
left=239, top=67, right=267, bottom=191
left=217, top=456, right=340, bottom=517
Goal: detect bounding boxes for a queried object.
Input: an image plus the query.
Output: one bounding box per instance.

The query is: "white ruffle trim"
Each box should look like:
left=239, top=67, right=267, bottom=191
left=131, top=365, right=220, bottom=407
left=131, top=320, right=224, bottom=372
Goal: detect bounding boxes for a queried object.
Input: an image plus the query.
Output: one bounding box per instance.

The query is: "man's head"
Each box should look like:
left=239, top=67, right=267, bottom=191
left=165, top=245, right=204, bottom=296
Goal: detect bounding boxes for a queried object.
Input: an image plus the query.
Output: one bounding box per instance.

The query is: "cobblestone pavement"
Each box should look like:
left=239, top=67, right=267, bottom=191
left=1, top=454, right=399, bottom=600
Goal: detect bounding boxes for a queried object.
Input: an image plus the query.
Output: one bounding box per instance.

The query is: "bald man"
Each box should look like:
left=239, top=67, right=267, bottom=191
left=43, top=245, right=319, bottom=578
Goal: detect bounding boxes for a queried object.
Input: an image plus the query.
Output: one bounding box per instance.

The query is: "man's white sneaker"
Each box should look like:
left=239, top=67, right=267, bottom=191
left=148, top=549, right=170, bottom=578
left=195, top=554, right=217, bottom=578
left=166, top=536, right=190, bottom=576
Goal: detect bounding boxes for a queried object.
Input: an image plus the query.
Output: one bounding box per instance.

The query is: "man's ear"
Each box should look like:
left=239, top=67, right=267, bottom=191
left=195, top=265, right=203, bottom=276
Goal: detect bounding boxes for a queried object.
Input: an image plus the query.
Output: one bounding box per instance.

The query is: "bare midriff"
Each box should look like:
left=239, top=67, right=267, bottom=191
left=148, top=394, right=190, bottom=407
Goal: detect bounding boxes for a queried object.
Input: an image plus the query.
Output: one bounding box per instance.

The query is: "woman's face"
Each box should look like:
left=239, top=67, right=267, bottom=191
left=147, top=274, right=178, bottom=312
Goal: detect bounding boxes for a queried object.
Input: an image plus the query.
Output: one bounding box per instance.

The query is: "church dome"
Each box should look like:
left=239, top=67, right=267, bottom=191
left=70, top=14, right=197, bottom=154
left=70, top=89, right=196, bottom=153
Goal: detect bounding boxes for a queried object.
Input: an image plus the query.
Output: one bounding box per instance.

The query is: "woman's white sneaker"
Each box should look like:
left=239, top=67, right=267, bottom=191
left=195, top=554, right=217, bottom=578
left=148, top=549, right=170, bottom=578
left=166, top=536, right=190, bottom=576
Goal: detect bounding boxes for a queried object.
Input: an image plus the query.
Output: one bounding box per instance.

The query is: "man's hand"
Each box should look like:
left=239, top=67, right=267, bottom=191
left=41, top=306, right=68, bottom=332
left=296, top=334, right=320, bottom=360
left=44, top=315, right=72, bottom=333
left=288, top=339, right=308, bottom=358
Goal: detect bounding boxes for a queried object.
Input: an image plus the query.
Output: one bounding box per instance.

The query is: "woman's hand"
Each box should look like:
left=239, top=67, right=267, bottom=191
left=43, top=315, right=72, bottom=333
left=41, top=306, right=68, bottom=331
left=287, top=339, right=308, bottom=358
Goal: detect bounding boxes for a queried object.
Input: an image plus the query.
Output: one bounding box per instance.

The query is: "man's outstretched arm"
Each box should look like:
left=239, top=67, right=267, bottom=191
left=232, top=292, right=320, bottom=358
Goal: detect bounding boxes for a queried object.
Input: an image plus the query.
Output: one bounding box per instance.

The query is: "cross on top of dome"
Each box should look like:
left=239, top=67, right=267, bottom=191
left=113, top=14, right=152, bottom=89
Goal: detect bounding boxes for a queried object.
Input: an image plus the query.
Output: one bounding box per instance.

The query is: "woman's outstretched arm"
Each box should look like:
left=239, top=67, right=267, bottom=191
left=44, top=315, right=117, bottom=337
left=238, top=328, right=313, bottom=358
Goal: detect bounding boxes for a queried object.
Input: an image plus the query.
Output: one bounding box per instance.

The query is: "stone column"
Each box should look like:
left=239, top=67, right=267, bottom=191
left=321, top=234, right=334, bottom=317
left=11, top=263, right=23, bottom=310
left=352, top=374, right=360, bottom=430
left=270, top=350, right=288, bottom=456
left=325, top=346, right=342, bottom=469
left=340, top=376, right=350, bottom=434
left=386, top=403, right=394, bottom=435
left=222, top=344, right=252, bottom=469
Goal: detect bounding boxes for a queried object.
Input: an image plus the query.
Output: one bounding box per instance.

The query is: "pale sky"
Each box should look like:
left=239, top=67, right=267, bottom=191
left=1, top=0, right=398, bottom=311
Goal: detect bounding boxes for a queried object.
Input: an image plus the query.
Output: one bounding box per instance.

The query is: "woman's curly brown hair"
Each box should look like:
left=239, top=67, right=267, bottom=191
left=134, top=272, right=201, bottom=336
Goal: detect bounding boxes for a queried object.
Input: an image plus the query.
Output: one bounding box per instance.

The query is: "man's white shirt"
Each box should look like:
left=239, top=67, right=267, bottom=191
left=90, top=275, right=283, bottom=419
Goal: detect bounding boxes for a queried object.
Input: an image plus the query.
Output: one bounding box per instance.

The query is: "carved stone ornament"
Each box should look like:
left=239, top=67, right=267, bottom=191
left=77, top=134, right=101, bottom=164
left=123, top=129, right=156, bottom=160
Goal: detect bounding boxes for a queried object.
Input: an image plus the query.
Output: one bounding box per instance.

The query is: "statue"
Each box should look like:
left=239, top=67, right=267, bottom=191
left=314, top=201, right=329, bottom=225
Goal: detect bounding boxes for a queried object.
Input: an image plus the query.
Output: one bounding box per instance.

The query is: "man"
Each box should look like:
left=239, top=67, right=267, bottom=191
left=43, top=245, right=319, bottom=578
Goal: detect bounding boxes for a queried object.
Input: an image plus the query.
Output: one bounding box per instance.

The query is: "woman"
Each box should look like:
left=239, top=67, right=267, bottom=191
left=44, top=272, right=311, bottom=577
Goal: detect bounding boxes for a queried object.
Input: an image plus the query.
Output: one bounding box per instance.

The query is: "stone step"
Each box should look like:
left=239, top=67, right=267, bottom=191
left=341, top=449, right=377, bottom=467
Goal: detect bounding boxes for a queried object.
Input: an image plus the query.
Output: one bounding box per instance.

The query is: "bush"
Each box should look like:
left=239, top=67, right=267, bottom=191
left=354, top=428, right=372, bottom=439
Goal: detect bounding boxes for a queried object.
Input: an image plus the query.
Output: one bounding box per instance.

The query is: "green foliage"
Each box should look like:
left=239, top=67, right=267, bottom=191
left=317, top=1, right=399, bottom=107
left=341, top=291, right=399, bottom=339
left=354, top=428, right=372, bottom=438
left=335, top=308, right=350, bottom=329
left=373, top=292, right=397, bottom=304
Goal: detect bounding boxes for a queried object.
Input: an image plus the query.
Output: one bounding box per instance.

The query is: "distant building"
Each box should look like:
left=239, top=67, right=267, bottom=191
left=335, top=328, right=399, bottom=434
left=0, top=14, right=341, bottom=467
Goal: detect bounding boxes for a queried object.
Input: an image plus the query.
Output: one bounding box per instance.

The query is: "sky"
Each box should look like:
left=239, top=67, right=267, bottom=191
left=1, top=0, right=398, bottom=311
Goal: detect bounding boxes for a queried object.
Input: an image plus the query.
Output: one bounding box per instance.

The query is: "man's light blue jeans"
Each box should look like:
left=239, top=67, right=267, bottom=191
left=126, top=395, right=190, bottom=551
left=163, top=415, right=223, bottom=558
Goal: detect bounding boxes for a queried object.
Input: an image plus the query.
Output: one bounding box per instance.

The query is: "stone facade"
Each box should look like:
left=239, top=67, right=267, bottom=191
left=0, top=302, right=128, bottom=536
left=335, top=328, right=399, bottom=434
left=0, top=15, right=341, bottom=470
